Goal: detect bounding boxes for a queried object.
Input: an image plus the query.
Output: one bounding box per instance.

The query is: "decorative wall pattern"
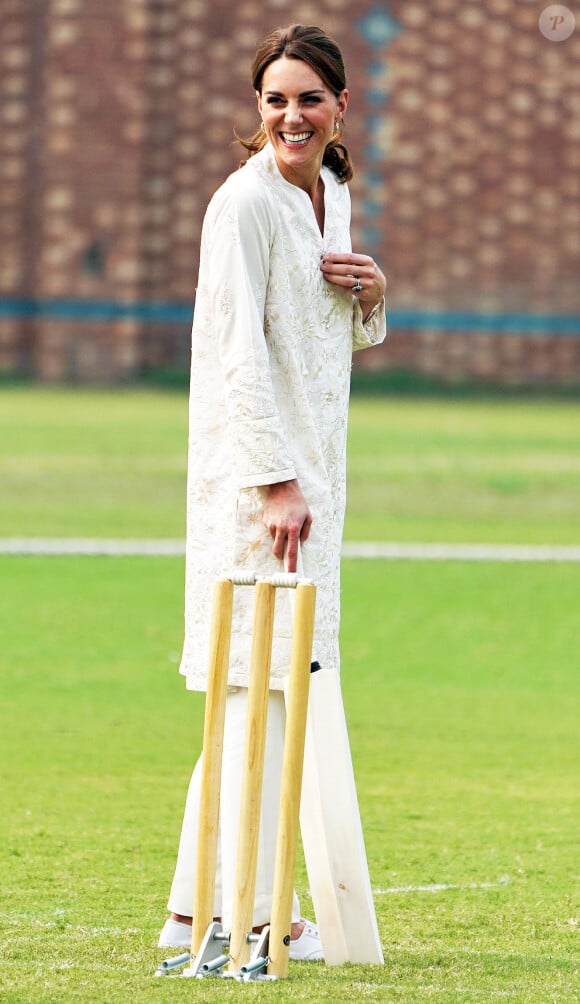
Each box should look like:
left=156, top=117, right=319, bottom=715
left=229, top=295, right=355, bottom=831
left=0, top=0, right=578, bottom=384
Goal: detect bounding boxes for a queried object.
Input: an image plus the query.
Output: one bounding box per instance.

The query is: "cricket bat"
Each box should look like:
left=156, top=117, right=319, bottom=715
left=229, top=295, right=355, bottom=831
left=284, top=666, right=384, bottom=965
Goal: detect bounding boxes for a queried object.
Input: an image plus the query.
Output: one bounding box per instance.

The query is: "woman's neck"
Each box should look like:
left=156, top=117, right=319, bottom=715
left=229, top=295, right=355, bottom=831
left=274, top=154, right=323, bottom=202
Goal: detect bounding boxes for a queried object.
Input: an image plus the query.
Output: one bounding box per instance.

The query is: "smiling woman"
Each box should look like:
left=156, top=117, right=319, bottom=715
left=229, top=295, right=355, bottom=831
left=238, top=23, right=353, bottom=185
left=257, top=58, right=348, bottom=228
left=260, top=63, right=345, bottom=167
left=239, top=26, right=387, bottom=314
left=158, top=23, right=388, bottom=965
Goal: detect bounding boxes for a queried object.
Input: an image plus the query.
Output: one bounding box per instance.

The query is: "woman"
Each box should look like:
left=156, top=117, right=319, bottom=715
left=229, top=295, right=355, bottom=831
left=159, top=24, right=387, bottom=961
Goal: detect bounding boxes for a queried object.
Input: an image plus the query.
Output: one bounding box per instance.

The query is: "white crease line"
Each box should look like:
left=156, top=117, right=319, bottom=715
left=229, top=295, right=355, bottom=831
left=0, top=538, right=185, bottom=556
left=375, top=877, right=510, bottom=894
left=2, top=539, right=580, bottom=562
left=343, top=542, right=580, bottom=562
left=351, top=987, right=519, bottom=998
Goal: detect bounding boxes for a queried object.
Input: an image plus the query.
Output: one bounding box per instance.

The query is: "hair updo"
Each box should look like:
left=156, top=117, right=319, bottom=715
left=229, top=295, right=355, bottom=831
left=237, top=23, right=353, bottom=183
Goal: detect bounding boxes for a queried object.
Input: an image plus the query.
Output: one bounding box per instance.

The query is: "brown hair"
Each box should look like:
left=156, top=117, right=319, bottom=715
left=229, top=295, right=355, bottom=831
left=237, top=24, right=353, bottom=183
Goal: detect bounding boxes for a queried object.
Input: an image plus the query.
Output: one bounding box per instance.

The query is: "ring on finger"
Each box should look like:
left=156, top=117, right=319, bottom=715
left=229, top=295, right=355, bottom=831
left=352, top=280, right=363, bottom=292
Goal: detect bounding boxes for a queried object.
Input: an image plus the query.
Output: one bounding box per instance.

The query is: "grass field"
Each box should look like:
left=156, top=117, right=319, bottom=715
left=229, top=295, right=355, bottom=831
left=1, top=389, right=579, bottom=1002
left=1, top=387, right=580, bottom=543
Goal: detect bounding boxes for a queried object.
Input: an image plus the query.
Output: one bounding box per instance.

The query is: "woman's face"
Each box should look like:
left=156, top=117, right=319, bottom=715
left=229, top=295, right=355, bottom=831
left=257, top=56, right=348, bottom=186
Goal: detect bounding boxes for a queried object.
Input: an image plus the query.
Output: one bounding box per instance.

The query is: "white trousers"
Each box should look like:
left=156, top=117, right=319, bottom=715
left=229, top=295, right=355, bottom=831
left=167, top=688, right=301, bottom=930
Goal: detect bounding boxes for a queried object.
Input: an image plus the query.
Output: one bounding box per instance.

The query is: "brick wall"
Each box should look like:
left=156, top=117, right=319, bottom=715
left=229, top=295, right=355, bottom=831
left=0, top=0, right=579, bottom=385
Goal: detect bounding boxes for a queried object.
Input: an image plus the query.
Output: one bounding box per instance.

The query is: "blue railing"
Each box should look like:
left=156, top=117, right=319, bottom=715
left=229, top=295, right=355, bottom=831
left=0, top=298, right=578, bottom=336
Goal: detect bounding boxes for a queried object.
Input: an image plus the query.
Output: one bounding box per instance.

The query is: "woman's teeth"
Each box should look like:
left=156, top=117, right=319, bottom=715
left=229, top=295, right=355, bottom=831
left=281, top=132, right=312, bottom=145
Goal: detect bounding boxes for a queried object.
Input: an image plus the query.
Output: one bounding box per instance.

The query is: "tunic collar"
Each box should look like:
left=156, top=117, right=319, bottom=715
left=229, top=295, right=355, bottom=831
left=251, top=141, right=334, bottom=199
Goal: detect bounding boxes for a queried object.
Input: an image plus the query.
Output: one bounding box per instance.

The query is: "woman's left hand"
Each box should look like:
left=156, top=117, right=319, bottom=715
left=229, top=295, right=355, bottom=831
left=320, top=252, right=386, bottom=320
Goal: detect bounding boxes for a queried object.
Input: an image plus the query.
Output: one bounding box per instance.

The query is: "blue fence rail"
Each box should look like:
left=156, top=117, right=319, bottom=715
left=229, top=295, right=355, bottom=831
left=1, top=298, right=579, bottom=335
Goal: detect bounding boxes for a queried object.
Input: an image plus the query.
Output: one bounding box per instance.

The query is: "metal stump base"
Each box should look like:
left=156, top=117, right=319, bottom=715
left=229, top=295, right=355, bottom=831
left=155, top=922, right=278, bottom=982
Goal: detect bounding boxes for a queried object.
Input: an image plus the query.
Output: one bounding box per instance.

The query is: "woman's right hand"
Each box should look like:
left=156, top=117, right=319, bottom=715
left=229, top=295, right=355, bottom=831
left=263, top=479, right=312, bottom=573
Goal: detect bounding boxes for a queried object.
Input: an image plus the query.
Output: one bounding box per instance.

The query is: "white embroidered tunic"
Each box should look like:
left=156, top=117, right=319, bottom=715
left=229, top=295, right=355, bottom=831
left=180, top=143, right=386, bottom=691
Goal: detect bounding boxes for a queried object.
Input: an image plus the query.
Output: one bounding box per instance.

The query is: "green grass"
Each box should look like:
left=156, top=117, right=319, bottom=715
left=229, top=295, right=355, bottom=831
left=0, top=388, right=188, bottom=539
left=1, top=388, right=579, bottom=1000
left=1, top=388, right=579, bottom=543
left=0, top=556, right=578, bottom=1002
left=346, top=398, right=580, bottom=544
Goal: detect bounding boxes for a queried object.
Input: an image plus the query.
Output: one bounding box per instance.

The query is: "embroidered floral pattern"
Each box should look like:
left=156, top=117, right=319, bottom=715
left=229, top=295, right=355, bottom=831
left=180, top=144, right=386, bottom=692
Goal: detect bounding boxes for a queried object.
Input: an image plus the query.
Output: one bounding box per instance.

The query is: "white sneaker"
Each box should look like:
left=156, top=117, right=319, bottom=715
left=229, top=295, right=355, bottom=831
left=289, top=919, right=324, bottom=962
left=158, top=915, right=324, bottom=961
left=158, top=917, right=192, bottom=948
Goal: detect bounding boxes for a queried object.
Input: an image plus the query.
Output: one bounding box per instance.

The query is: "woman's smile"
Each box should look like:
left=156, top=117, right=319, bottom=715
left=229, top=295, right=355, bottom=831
left=280, top=131, right=314, bottom=147
left=257, top=56, right=348, bottom=190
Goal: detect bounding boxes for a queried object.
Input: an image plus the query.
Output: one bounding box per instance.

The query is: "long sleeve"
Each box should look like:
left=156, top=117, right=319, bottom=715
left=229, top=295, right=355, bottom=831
left=203, top=178, right=297, bottom=489
left=352, top=296, right=387, bottom=351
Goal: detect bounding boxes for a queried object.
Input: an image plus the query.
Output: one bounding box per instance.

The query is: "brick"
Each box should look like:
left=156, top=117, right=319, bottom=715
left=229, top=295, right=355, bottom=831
left=0, top=0, right=578, bottom=384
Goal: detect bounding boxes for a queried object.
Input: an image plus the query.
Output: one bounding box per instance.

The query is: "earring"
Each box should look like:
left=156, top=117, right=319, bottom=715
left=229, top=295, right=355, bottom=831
left=260, top=121, right=266, bottom=131
left=334, top=119, right=341, bottom=134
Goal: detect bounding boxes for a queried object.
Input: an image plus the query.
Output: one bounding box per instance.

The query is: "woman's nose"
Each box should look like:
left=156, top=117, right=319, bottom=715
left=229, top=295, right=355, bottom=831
left=284, top=102, right=303, bottom=124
